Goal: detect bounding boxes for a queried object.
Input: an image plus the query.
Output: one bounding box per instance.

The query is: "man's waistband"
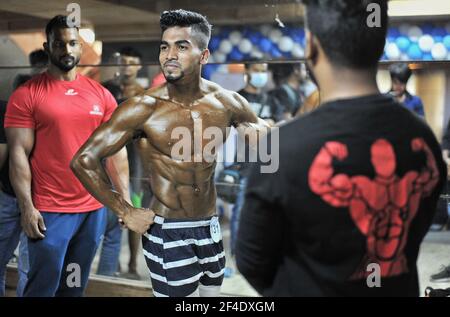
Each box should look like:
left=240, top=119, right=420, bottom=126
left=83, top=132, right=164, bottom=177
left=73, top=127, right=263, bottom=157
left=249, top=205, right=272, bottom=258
left=154, top=215, right=218, bottom=229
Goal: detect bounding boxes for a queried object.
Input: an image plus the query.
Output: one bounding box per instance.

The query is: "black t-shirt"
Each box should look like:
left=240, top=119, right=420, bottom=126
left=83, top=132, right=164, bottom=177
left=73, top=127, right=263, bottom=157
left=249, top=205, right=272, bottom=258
left=238, top=89, right=273, bottom=120
left=0, top=100, right=15, bottom=197
left=236, top=94, right=446, bottom=296
left=268, top=84, right=302, bottom=120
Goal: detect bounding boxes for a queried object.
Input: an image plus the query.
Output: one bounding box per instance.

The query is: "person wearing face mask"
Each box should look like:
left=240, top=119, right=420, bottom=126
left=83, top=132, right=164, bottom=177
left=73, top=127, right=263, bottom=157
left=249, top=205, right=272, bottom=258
left=216, top=63, right=273, bottom=278
left=237, top=63, right=274, bottom=124
left=388, top=63, right=425, bottom=117
left=227, top=63, right=271, bottom=267
left=236, top=0, right=445, bottom=296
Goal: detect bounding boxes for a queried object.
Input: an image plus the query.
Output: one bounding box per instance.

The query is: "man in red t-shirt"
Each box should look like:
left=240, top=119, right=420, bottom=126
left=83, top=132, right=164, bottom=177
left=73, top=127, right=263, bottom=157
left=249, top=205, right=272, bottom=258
left=5, top=15, right=130, bottom=297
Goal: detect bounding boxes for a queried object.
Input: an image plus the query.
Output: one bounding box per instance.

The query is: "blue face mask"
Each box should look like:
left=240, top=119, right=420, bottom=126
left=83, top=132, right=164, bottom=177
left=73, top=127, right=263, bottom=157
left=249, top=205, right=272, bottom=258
left=249, top=72, right=268, bottom=88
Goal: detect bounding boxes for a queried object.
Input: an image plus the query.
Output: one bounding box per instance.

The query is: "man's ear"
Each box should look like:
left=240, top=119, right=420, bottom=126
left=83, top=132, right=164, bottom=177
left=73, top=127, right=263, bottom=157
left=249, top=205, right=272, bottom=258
left=305, top=30, right=319, bottom=66
left=43, top=42, right=49, bottom=53
left=200, top=49, right=210, bottom=65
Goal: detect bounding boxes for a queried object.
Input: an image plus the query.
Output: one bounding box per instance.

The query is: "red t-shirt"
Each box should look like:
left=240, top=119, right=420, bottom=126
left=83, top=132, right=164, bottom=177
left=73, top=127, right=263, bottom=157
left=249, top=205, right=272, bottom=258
left=5, top=72, right=118, bottom=212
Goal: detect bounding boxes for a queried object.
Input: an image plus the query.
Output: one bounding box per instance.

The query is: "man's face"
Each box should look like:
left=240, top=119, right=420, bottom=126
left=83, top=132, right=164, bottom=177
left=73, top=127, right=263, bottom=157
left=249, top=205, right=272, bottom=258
left=120, top=55, right=142, bottom=79
left=391, top=78, right=407, bottom=97
left=45, top=28, right=81, bottom=72
left=246, top=63, right=268, bottom=88
left=159, top=26, right=207, bottom=83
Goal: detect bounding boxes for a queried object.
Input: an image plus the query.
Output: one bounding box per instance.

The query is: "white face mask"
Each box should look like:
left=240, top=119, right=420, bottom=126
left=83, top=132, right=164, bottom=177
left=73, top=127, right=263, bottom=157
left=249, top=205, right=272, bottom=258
left=249, top=72, right=268, bottom=88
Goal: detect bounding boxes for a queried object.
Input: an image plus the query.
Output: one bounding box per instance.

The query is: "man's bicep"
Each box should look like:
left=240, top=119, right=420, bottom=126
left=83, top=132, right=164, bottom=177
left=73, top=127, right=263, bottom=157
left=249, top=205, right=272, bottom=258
left=81, top=113, right=134, bottom=159
left=231, top=92, right=258, bottom=126
left=80, top=97, right=152, bottom=159
left=5, top=128, right=35, bottom=156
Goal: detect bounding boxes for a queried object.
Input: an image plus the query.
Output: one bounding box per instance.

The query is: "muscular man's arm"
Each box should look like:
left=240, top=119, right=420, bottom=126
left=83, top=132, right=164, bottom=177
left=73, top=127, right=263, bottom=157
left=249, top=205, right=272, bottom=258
left=105, top=148, right=131, bottom=204
left=232, top=92, right=270, bottom=128
left=71, top=96, right=154, bottom=234
left=230, top=92, right=271, bottom=151
left=6, top=128, right=46, bottom=239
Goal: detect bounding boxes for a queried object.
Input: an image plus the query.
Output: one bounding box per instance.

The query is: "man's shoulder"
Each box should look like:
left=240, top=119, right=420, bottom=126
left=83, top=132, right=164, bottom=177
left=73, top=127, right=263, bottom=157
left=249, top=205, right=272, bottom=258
left=80, top=74, right=109, bottom=93
left=202, top=79, right=226, bottom=93
left=203, top=80, right=243, bottom=107
left=122, top=90, right=159, bottom=112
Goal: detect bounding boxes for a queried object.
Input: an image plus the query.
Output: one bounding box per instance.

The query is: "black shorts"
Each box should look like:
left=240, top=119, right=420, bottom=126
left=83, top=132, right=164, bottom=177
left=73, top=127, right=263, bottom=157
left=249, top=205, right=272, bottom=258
left=142, top=215, right=225, bottom=297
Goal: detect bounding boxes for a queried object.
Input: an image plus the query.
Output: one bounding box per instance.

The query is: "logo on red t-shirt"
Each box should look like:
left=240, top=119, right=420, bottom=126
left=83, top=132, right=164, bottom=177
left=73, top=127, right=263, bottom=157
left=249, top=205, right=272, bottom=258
left=89, top=105, right=103, bottom=116
left=65, top=89, right=78, bottom=96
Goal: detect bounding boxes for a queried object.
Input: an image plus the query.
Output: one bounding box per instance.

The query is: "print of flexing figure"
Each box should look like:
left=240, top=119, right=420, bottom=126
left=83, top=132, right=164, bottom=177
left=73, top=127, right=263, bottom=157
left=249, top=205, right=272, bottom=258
left=309, top=138, right=439, bottom=278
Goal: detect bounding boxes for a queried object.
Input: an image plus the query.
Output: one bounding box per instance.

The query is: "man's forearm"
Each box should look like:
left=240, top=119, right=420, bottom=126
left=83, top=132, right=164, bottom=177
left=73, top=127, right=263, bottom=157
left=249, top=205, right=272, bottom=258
left=236, top=118, right=271, bottom=150
left=106, top=147, right=131, bottom=204
left=71, top=151, right=132, bottom=219
left=9, top=149, right=34, bottom=212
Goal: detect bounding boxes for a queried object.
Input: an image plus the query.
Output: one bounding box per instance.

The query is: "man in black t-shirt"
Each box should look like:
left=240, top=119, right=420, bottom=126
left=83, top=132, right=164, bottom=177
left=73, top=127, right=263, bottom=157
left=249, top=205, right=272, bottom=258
left=238, top=63, right=274, bottom=123
left=236, top=0, right=446, bottom=296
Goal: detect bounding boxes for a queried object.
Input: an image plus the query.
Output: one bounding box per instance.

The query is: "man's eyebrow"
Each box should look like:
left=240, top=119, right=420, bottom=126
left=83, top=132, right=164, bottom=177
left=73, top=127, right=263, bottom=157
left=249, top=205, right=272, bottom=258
left=175, top=40, right=191, bottom=46
left=160, top=40, right=192, bottom=45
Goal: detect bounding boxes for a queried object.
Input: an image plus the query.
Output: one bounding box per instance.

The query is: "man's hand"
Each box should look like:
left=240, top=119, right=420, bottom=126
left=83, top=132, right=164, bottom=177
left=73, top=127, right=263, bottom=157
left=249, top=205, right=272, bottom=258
left=21, top=206, right=46, bottom=239
left=122, top=208, right=155, bottom=235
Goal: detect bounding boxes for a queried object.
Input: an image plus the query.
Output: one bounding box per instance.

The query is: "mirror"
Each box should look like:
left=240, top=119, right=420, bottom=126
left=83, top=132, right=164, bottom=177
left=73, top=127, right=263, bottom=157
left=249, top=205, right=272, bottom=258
left=1, top=0, right=449, bottom=297
left=3, top=59, right=450, bottom=297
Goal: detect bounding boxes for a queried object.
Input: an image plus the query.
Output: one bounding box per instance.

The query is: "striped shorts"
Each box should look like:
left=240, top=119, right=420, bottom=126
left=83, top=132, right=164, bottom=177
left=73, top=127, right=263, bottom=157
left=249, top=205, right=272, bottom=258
left=142, top=215, right=226, bottom=297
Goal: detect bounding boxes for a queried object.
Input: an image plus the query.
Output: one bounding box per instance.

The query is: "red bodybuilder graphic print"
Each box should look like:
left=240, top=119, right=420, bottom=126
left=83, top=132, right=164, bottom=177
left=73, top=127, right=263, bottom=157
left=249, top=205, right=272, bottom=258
left=308, top=138, right=439, bottom=279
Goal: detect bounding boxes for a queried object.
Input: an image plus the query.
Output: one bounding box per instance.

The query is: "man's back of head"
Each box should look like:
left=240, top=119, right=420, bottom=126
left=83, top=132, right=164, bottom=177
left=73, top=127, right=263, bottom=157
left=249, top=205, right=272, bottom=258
left=303, top=0, right=388, bottom=69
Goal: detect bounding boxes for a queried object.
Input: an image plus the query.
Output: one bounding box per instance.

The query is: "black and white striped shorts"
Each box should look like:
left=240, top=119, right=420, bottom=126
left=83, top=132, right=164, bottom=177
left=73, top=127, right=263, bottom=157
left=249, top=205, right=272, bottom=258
left=142, top=215, right=226, bottom=297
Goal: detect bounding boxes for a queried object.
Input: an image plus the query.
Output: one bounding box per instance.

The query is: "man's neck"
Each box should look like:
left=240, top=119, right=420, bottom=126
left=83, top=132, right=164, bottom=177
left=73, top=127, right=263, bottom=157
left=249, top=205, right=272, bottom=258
left=167, top=75, right=203, bottom=104
left=47, top=64, right=77, bottom=81
left=317, top=66, right=379, bottom=104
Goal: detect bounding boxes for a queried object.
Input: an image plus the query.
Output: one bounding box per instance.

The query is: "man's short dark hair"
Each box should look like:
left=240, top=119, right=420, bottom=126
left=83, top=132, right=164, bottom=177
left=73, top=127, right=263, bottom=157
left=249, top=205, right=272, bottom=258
left=160, top=9, right=212, bottom=50
left=119, top=47, right=142, bottom=60
left=45, top=15, right=78, bottom=41
left=244, top=62, right=267, bottom=70
left=302, top=0, right=388, bottom=68
left=270, top=63, right=301, bottom=86
left=29, top=49, right=48, bottom=67
left=389, top=63, right=411, bottom=84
